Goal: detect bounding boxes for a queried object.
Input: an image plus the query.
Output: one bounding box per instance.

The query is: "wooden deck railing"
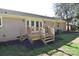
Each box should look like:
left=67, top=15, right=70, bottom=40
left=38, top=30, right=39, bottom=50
left=27, top=26, right=55, bottom=44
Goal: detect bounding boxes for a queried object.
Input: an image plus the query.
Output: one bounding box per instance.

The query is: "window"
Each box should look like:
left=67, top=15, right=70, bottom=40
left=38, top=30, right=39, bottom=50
left=57, top=23, right=59, bottom=27
left=40, top=22, right=42, bottom=27
left=31, top=21, right=34, bottom=26
left=27, top=21, right=29, bottom=27
left=0, top=18, right=2, bottom=27
left=36, top=21, right=39, bottom=30
left=4, top=12, right=7, bottom=14
left=44, top=21, right=46, bottom=23
left=22, top=19, right=25, bottom=22
left=31, top=21, right=34, bottom=31
left=36, top=21, right=39, bottom=27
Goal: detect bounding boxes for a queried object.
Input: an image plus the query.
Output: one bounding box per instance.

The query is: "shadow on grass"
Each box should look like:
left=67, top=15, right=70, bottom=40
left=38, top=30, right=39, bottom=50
left=0, top=32, right=79, bottom=56
left=28, top=32, right=79, bottom=56
left=66, top=44, right=79, bottom=49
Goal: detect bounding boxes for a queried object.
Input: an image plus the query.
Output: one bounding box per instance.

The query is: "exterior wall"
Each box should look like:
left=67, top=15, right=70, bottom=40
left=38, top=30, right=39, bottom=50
left=25, top=16, right=44, bottom=32
left=0, top=14, right=67, bottom=32
left=54, top=20, right=66, bottom=31
left=0, top=14, right=67, bottom=42
left=44, top=19, right=67, bottom=31
left=0, top=16, right=25, bottom=42
left=0, top=15, right=45, bottom=42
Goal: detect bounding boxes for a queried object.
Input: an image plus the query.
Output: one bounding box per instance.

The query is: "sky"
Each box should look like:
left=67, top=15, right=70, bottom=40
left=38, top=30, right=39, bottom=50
left=0, top=0, right=78, bottom=17
left=0, top=0, right=55, bottom=17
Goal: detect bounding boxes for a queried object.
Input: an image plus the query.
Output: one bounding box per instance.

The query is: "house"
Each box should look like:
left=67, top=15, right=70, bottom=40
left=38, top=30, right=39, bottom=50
left=0, top=8, right=67, bottom=44
left=69, top=17, right=79, bottom=31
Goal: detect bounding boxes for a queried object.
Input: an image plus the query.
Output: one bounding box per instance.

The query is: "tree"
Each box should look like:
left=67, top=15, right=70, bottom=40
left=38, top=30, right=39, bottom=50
left=54, top=3, right=79, bottom=31
left=75, top=3, right=79, bottom=18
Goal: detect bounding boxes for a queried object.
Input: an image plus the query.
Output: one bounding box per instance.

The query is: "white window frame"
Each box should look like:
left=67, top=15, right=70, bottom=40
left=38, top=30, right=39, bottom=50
left=0, top=17, right=3, bottom=27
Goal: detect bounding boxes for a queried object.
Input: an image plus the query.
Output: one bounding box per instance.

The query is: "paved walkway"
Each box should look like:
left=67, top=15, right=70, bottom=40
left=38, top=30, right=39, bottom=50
left=71, top=37, right=79, bottom=44
left=38, top=36, right=79, bottom=56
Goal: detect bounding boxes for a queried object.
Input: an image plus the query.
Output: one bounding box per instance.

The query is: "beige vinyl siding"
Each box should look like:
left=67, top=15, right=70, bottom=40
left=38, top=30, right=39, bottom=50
left=0, top=16, right=25, bottom=42
left=0, top=14, right=66, bottom=42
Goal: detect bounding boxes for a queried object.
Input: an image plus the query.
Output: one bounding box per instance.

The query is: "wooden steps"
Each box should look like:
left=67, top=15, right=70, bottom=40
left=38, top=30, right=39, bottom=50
left=27, top=26, right=55, bottom=45
left=40, top=25, right=55, bottom=44
left=27, top=31, right=41, bottom=44
left=41, top=35, right=55, bottom=44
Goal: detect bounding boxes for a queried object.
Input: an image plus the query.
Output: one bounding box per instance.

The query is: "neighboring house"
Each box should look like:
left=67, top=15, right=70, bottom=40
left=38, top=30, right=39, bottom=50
left=71, top=17, right=78, bottom=26
left=0, top=8, right=66, bottom=42
left=69, top=17, right=79, bottom=31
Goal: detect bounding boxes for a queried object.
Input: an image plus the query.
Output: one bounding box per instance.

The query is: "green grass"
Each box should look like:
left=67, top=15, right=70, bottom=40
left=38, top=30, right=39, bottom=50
left=63, top=44, right=79, bottom=56
left=29, top=33, right=79, bottom=56
left=0, top=32, right=79, bottom=56
left=0, top=45, right=30, bottom=56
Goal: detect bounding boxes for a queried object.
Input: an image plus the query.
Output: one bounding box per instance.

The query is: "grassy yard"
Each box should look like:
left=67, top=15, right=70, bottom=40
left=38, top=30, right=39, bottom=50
left=0, top=32, right=79, bottom=56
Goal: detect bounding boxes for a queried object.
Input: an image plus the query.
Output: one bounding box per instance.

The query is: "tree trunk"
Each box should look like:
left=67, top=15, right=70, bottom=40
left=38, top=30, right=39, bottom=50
left=67, top=22, right=70, bottom=31
left=65, top=12, right=70, bottom=31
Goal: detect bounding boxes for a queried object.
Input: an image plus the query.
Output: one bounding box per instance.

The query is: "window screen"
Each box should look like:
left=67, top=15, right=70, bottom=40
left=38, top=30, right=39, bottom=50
left=40, top=22, right=42, bottom=27
left=31, top=21, right=34, bottom=26
left=36, top=21, right=39, bottom=27
left=27, top=21, right=29, bottom=26
left=57, top=23, right=59, bottom=27
left=0, top=18, right=1, bottom=25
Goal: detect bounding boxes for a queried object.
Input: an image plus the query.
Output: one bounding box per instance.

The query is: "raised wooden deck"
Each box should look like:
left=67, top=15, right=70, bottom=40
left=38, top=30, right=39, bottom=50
left=26, top=26, right=55, bottom=44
